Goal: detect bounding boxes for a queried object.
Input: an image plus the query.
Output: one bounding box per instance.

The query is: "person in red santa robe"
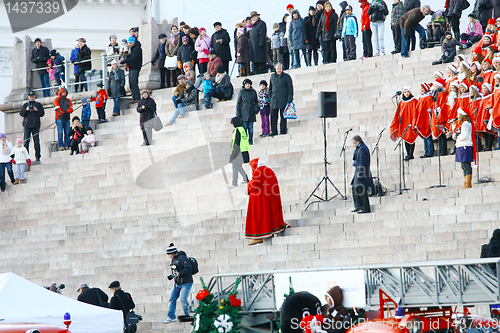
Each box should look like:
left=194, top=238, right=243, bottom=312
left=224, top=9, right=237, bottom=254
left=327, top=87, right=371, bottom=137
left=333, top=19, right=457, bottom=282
left=480, top=58, right=495, bottom=87
left=390, top=87, right=418, bottom=160
left=413, top=82, right=434, bottom=158
left=245, top=158, right=290, bottom=246
left=431, top=78, right=450, bottom=156
left=476, top=83, right=497, bottom=151
left=445, top=63, right=458, bottom=92
left=489, top=74, right=500, bottom=149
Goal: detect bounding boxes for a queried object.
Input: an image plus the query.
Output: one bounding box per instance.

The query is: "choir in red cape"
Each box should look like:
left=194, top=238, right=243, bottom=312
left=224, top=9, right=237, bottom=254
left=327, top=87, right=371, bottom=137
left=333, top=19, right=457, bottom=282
left=389, top=54, right=500, bottom=189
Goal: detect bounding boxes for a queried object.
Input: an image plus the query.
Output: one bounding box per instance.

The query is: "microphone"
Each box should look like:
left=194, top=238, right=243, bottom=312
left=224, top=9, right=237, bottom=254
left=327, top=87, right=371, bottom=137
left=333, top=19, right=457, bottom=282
left=345, top=128, right=353, bottom=133
left=448, top=117, right=458, bottom=124
left=392, top=91, right=402, bottom=98
left=381, top=127, right=385, bottom=133
left=477, top=76, right=484, bottom=83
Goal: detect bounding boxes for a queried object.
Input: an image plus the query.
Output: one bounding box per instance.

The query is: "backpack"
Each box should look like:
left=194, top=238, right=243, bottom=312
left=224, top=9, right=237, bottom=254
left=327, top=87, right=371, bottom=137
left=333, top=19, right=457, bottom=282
left=188, top=256, right=199, bottom=275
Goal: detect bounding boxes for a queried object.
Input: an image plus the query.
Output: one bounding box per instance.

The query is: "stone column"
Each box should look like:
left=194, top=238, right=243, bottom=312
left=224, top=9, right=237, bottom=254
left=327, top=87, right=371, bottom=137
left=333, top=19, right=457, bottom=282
left=4, top=36, right=52, bottom=104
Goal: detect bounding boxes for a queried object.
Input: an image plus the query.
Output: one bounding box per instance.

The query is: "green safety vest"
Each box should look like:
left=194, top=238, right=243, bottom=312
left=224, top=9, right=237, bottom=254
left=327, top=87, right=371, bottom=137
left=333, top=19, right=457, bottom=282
left=232, top=127, right=250, bottom=152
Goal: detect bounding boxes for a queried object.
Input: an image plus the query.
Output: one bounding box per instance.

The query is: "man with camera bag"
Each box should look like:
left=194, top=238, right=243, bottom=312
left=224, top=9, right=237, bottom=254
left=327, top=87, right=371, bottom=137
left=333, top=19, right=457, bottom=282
left=164, top=243, right=193, bottom=324
left=77, top=282, right=109, bottom=307
left=109, top=280, right=138, bottom=333
left=20, top=91, right=44, bottom=161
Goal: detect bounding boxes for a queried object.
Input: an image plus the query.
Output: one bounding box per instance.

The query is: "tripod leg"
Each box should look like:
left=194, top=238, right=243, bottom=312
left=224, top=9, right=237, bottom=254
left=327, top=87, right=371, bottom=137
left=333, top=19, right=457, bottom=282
left=304, top=177, right=327, bottom=204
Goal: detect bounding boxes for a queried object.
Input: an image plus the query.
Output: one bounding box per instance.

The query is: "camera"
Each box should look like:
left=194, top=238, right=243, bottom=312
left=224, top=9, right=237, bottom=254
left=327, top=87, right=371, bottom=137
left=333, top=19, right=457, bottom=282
left=45, top=283, right=65, bottom=294
left=167, top=265, right=177, bottom=280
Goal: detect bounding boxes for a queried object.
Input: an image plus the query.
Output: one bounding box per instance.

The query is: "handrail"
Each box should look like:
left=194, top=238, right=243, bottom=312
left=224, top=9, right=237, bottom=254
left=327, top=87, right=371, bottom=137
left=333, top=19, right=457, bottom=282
left=31, top=56, right=108, bottom=72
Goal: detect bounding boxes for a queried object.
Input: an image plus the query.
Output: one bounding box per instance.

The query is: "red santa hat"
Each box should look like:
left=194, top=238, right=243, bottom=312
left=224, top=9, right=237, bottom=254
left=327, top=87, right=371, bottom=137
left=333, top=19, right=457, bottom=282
left=489, top=44, right=499, bottom=51
left=461, top=61, right=471, bottom=70
left=433, top=71, right=444, bottom=79
left=472, top=61, right=481, bottom=70
left=488, top=18, right=497, bottom=25
left=286, top=3, right=294, bottom=9
left=483, top=34, right=493, bottom=42
left=457, top=108, right=468, bottom=116
left=457, top=54, right=467, bottom=62
left=493, top=57, right=500, bottom=63
left=450, top=80, right=459, bottom=90
left=421, top=82, right=432, bottom=92
left=482, top=82, right=493, bottom=92
left=459, top=81, right=469, bottom=91
left=484, top=58, right=493, bottom=67
left=434, top=78, right=446, bottom=87
left=447, top=63, right=458, bottom=73
left=470, top=85, right=480, bottom=93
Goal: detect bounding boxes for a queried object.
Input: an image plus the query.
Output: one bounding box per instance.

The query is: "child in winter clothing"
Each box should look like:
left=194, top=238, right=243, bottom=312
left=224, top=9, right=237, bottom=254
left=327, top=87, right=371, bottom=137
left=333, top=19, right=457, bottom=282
left=91, top=83, right=108, bottom=123
left=10, top=137, right=30, bottom=185
left=81, top=97, right=91, bottom=129
left=79, top=127, right=96, bottom=154
left=236, top=78, right=259, bottom=145
left=202, top=72, right=213, bottom=109
left=460, top=14, right=484, bottom=49
left=271, top=23, right=285, bottom=65
left=119, top=39, right=130, bottom=61
left=236, top=28, right=249, bottom=77
left=68, top=116, right=86, bottom=155
left=342, top=6, right=358, bottom=61
left=47, top=58, right=58, bottom=93
left=258, top=80, right=270, bottom=137
left=178, top=36, right=195, bottom=76
left=432, top=31, right=458, bottom=65
left=50, top=49, right=65, bottom=84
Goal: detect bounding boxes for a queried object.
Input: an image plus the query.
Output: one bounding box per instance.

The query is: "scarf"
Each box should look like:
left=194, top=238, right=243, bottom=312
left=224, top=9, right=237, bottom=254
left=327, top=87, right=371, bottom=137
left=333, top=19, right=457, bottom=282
left=402, top=93, right=414, bottom=101
left=112, top=68, right=120, bottom=80
left=171, top=33, right=178, bottom=46
left=325, top=9, right=333, bottom=31
left=215, top=72, right=226, bottom=84
left=160, top=42, right=166, bottom=57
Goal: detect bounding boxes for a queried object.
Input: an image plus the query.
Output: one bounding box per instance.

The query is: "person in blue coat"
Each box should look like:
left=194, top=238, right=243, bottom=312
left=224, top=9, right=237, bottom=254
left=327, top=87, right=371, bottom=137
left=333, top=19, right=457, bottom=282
left=70, top=41, right=80, bottom=93
left=351, top=135, right=373, bottom=214
left=289, top=9, right=307, bottom=69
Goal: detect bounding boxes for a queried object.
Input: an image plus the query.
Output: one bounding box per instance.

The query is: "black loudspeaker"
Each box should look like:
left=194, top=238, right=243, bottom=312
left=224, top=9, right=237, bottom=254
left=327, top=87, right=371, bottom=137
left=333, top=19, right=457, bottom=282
left=319, top=91, right=337, bottom=118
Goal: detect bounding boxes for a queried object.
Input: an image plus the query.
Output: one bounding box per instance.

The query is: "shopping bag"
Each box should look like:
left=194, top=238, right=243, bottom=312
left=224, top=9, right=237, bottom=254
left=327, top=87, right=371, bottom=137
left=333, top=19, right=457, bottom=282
left=164, top=56, right=177, bottom=70
left=152, top=111, right=163, bottom=132
left=283, top=102, right=297, bottom=119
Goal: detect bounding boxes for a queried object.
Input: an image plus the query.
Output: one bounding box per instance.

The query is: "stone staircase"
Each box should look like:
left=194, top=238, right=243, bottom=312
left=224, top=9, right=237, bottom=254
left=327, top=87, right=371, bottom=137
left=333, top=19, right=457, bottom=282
left=1, top=47, right=498, bottom=332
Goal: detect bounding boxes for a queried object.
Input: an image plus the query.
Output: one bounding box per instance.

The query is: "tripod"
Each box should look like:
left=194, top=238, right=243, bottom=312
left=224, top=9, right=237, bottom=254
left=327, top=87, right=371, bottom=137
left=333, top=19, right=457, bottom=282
left=372, top=128, right=385, bottom=196
left=304, top=118, right=346, bottom=211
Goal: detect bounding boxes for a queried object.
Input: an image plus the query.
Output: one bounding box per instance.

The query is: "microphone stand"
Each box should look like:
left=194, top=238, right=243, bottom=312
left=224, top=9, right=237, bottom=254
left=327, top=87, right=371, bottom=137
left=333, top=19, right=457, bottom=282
left=372, top=128, right=384, bottom=196
left=339, top=129, right=351, bottom=200
left=394, top=125, right=411, bottom=194
left=473, top=94, right=494, bottom=184
left=428, top=122, right=448, bottom=189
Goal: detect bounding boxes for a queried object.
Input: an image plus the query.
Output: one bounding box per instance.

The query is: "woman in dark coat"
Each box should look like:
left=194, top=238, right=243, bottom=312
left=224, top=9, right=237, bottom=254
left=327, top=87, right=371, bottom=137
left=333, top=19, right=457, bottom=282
left=317, top=1, right=339, bottom=64
left=249, top=13, right=268, bottom=74
left=137, top=90, right=156, bottom=146
left=236, top=29, right=249, bottom=77
left=289, top=9, right=307, bottom=69
left=151, top=33, right=168, bottom=88
left=68, top=116, right=86, bottom=155
left=304, top=6, right=321, bottom=66
left=236, top=78, right=259, bottom=144
left=279, top=14, right=291, bottom=70
left=211, top=22, right=232, bottom=73
left=107, top=60, right=125, bottom=116
left=446, top=0, right=468, bottom=40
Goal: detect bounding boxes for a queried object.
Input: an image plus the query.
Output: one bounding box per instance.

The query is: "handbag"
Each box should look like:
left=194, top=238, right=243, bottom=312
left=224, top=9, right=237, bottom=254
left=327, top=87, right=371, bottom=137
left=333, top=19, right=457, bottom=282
left=152, top=111, right=163, bottom=132
left=164, top=56, right=178, bottom=70
left=283, top=102, right=297, bottom=119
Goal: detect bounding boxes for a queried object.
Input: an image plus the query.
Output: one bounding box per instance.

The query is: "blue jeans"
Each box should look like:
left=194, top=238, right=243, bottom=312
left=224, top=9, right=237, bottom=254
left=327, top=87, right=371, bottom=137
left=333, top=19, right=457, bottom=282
left=204, top=93, right=211, bottom=109
left=242, top=121, right=254, bottom=144
left=424, top=136, right=435, bottom=156
left=172, top=95, right=180, bottom=108
left=0, top=162, right=13, bottom=191
left=371, top=22, right=385, bottom=55
left=113, top=97, right=120, bottom=115
left=56, top=118, right=70, bottom=148
left=401, top=25, right=425, bottom=57
left=291, top=49, right=306, bottom=68
left=169, top=104, right=191, bottom=124
left=39, top=73, right=50, bottom=97
left=167, top=283, right=192, bottom=319
left=82, top=119, right=90, bottom=130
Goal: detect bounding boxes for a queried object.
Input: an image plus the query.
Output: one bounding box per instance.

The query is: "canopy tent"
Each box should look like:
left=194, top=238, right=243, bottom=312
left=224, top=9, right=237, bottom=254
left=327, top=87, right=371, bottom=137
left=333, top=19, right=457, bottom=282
left=0, top=273, right=123, bottom=333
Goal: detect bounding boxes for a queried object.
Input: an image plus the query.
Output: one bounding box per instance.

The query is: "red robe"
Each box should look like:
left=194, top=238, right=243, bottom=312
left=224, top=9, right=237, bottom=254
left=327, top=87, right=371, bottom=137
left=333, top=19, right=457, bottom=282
left=390, top=97, right=418, bottom=144
left=245, top=159, right=289, bottom=239
left=413, top=94, right=433, bottom=138
left=432, top=91, right=449, bottom=138
left=480, top=70, right=495, bottom=87
left=449, top=93, right=471, bottom=131
left=490, top=87, right=500, bottom=129
left=476, top=93, right=497, bottom=136
left=445, top=77, right=457, bottom=92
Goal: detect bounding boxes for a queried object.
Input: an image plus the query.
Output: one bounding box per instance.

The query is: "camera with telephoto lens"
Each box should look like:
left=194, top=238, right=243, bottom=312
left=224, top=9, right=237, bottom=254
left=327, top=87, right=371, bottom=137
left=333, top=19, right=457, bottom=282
left=167, top=265, right=177, bottom=280
left=45, top=282, right=65, bottom=294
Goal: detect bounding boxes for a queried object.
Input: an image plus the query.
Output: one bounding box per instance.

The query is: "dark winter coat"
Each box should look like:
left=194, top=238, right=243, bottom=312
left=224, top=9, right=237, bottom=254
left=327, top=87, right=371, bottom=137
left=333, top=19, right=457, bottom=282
left=473, top=0, right=493, bottom=28
left=31, top=46, right=50, bottom=75
left=446, top=0, right=468, bottom=17
left=110, top=289, right=135, bottom=321
left=236, top=86, right=259, bottom=122
left=352, top=141, right=374, bottom=188
left=441, top=38, right=458, bottom=55
left=211, top=28, right=232, bottom=62
left=137, top=96, right=156, bottom=130
left=313, top=8, right=324, bottom=27
left=107, top=67, right=125, bottom=98
left=214, top=74, right=233, bottom=99
left=400, top=8, right=426, bottom=36
left=403, top=0, right=421, bottom=12
left=123, top=42, right=143, bottom=70
left=20, top=100, right=44, bottom=128
left=391, top=1, right=405, bottom=26
left=236, top=35, right=249, bottom=64
left=289, top=10, right=306, bottom=50
left=279, top=15, right=290, bottom=54
left=77, top=44, right=92, bottom=74
left=68, top=124, right=86, bottom=143
left=53, top=53, right=65, bottom=75
left=317, top=8, right=339, bottom=42
left=171, top=250, right=193, bottom=285
left=177, top=43, right=194, bottom=64
left=304, top=13, right=320, bottom=47
left=78, top=287, right=109, bottom=307
left=321, top=286, right=349, bottom=328
left=249, top=18, right=268, bottom=63
left=178, top=86, right=199, bottom=107
left=151, top=41, right=167, bottom=68
left=481, top=229, right=500, bottom=272
left=268, top=71, right=294, bottom=110
left=367, top=1, right=389, bottom=22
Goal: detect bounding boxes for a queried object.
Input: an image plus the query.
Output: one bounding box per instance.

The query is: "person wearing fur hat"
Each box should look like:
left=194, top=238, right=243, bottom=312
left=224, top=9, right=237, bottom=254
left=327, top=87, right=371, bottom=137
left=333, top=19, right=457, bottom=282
left=390, top=87, right=419, bottom=160
left=68, top=116, right=86, bottom=155
left=249, top=11, right=268, bottom=74
left=137, top=90, right=156, bottom=146
left=229, top=117, right=250, bottom=190
left=195, top=27, right=212, bottom=76
left=321, top=286, right=349, bottom=331
left=413, top=82, right=435, bottom=158
left=107, top=60, right=125, bottom=116
left=236, top=79, right=259, bottom=145
left=432, top=31, right=458, bottom=65
left=211, top=22, right=232, bottom=73
left=0, top=134, right=15, bottom=192
left=359, top=0, right=373, bottom=59
left=9, top=137, right=30, bottom=185
left=30, top=38, right=51, bottom=97
left=151, top=33, right=169, bottom=89
left=453, top=108, right=475, bottom=188
left=53, top=87, right=74, bottom=151
left=20, top=91, right=44, bottom=161
left=236, top=27, right=249, bottom=77
left=90, top=83, right=108, bottom=124
left=304, top=6, right=320, bottom=66
left=167, top=80, right=198, bottom=126
left=316, top=1, right=339, bottom=64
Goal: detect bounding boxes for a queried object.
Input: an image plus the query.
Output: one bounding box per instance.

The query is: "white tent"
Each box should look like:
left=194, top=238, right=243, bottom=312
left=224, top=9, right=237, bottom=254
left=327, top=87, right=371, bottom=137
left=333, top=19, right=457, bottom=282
left=0, top=273, right=123, bottom=333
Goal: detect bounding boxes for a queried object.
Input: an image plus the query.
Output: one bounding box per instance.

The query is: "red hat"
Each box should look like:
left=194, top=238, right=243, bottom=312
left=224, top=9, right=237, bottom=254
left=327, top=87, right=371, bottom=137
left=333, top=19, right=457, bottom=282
left=286, top=4, right=294, bottom=9
left=483, top=34, right=493, bottom=41
left=484, top=58, right=493, bottom=66
left=459, top=81, right=469, bottom=91
left=488, top=18, right=496, bottom=25
left=421, top=82, right=432, bottom=92
left=434, top=78, right=446, bottom=87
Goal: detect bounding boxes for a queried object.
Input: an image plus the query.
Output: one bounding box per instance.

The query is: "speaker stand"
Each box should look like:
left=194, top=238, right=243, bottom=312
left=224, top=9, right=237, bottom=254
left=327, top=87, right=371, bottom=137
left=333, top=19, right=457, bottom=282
left=304, top=118, right=346, bottom=211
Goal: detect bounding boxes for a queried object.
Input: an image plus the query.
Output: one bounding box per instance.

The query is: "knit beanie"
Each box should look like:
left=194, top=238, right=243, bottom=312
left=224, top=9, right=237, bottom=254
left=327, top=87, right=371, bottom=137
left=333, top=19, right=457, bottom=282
left=16, top=137, right=22, bottom=143
left=166, top=243, right=178, bottom=254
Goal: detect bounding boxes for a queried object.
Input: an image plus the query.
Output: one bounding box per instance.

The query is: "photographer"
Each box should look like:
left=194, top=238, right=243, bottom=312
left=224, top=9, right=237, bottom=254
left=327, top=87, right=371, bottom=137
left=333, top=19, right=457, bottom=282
left=109, top=280, right=136, bottom=332
left=164, top=243, right=193, bottom=324
left=77, top=282, right=109, bottom=307
left=19, top=91, right=44, bottom=162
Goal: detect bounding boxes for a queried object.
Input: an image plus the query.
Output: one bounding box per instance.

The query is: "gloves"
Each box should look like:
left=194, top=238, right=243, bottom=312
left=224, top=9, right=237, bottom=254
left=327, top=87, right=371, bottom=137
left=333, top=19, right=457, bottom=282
left=151, top=60, right=156, bottom=66
left=203, top=49, right=209, bottom=55
left=178, top=61, right=182, bottom=69
left=27, top=159, right=32, bottom=167
left=10, top=159, right=15, bottom=165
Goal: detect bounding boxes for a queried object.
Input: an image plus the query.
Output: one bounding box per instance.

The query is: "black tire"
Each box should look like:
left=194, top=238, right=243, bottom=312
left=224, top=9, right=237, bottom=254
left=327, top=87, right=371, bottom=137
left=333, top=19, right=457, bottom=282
left=420, top=39, right=427, bottom=50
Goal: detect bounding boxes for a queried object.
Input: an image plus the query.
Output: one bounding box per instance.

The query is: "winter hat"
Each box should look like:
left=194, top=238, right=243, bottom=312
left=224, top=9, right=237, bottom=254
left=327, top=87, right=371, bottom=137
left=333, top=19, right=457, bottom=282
left=159, top=33, right=167, bottom=39
left=16, top=137, right=22, bottom=143
left=0, top=133, right=5, bottom=139
left=470, top=84, right=480, bottom=93
left=434, top=71, right=444, bottom=79
left=50, top=49, right=57, bottom=56
left=77, top=283, right=88, bottom=291
left=493, top=57, right=500, bottom=63
left=213, top=21, right=222, bottom=27
left=434, top=78, right=446, bottom=87
left=447, top=63, right=458, bottom=73
left=121, top=38, right=128, bottom=43
left=127, top=36, right=135, bottom=43
left=450, top=81, right=459, bottom=90
left=421, top=82, right=432, bottom=92
left=461, top=61, right=471, bottom=70
left=402, top=86, right=412, bottom=94
left=472, top=61, right=481, bottom=70
left=309, top=5, right=315, bottom=11
left=243, top=78, right=252, bottom=86
left=259, top=80, right=268, bottom=87
left=141, top=89, right=150, bottom=95
left=182, top=36, right=189, bottom=43
left=237, top=28, right=245, bottom=35
left=445, top=30, right=452, bottom=37
left=166, top=243, right=178, bottom=254
left=459, top=82, right=469, bottom=91
left=72, top=116, right=80, bottom=122
left=346, top=5, right=353, bottom=10
left=130, top=27, right=139, bottom=33
left=484, top=58, right=493, bottom=67
left=108, top=281, right=120, bottom=288
left=457, top=54, right=467, bottom=62
left=316, top=0, right=325, bottom=5
left=199, top=27, right=206, bottom=33
left=216, top=66, right=225, bottom=73
left=286, top=4, right=294, bottom=9
left=78, top=38, right=86, bottom=43
left=488, top=18, right=496, bottom=25
left=273, top=22, right=279, bottom=29
left=87, top=127, right=93, bottom=133
left=34, top=38, right=41, bottom=43
left=483, top=34, right=493, bottom=42
left=483, top=82, right=493, bottom=92
left=457, top=108, right=468, bottom=116
left=177, top=74, right=186, bottom=80
left=358, top=0, right=368, bottom=3
left=111, top=59, right=118, bottom=66
left=81, top=97, right=88, bottom=103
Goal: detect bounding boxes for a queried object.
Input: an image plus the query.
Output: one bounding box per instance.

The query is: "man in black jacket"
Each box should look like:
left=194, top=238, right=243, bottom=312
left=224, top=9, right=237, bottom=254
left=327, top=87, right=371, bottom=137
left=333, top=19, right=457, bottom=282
left=268, top=63, right=293, bottom=136
left=109, top=281, right=136, bottom=330
left=351, top=135, right=374, bottom=214
left=77, top=38, right=92, bottom=92
left=121, top=36, right=143, bottom=103
left=211, top=22, right=232, bottom=73
left=77, top=283, right=109, bottom=307
left=249, top=11, right=268, bottom=74
left=164, top=243, right=193, bottom=324
left=20, top=91, right=44, bottom=161
left=30, top=38, right=51, bottom=97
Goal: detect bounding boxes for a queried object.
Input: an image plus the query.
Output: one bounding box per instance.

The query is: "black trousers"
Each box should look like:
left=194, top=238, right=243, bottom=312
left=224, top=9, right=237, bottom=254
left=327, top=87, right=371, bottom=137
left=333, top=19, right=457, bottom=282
left=449, top=16, right=460, bottom=40
left=461, top=162, right=472, bottom=176
left=404, top=142, right=415, bottom=158
left=159, top=67, right=168, bottom=89
left=74, top=73, right=81, bottom=93
left=391, top=25, right=401, bottom=52
left=199, top=62, right=208, bottom=76
left=483, top=133, right=495, bottom=151
left=222, top=61, right=230, bottom=74
left=271, top=108, right=287, bottom=135
left=306, top=46, right=319, bottom=66
left=96, top=106, right=106, bottom=121
left=323, top=40, right=337, bottom=63
left=353, top=186, right=370, bottom=212
left=24, top=126, right=41, bottom=159
left=344, top=35, right=356, bottom=60
left=362, top=29, right=373, bottom=57
left=254, top=62, right=267, bottom=74
left=438, top=134, right=447, bottom=155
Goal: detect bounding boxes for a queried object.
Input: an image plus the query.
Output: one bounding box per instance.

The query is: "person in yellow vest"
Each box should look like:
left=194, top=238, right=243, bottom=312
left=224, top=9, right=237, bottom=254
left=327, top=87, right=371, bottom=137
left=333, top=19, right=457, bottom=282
left=229, top=116, right=250, bottom=189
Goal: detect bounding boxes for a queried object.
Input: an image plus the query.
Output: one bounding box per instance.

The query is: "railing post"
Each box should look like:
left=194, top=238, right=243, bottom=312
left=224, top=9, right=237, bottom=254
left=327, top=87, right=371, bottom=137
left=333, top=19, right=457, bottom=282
left=64, top=60, right=69, bottom=91
left=101, top=53, right=107, bottom=87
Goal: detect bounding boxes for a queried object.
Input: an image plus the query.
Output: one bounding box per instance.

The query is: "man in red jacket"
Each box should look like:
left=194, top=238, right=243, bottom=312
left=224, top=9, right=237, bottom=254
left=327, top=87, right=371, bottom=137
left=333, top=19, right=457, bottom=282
left=53, top=87, right=73, bottom=151
left=359, top=0, right=373, bottom=58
